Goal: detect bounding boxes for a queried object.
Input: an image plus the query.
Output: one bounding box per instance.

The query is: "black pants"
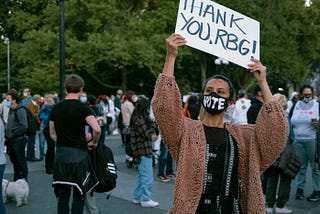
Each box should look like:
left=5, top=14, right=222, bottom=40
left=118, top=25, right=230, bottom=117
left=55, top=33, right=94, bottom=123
left=124, top=133, right=132, bottom=157
left=8, top=137, right=28, bottom=181
left=106, top=116, right=113, bottom=135
left=158, top=140, right=174, bottom=176
left=98, top=124, right=107, bottom=144
left=265, top=166, right=292, bottom=208
left=55, top=185, right=85, bottom=214
left=43, top=127, right=55, bottom=171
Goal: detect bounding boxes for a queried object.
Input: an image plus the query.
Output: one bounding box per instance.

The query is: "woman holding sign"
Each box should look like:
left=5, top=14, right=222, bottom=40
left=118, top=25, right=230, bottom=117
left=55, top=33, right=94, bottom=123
left=152, top=34, right=289, bottom=214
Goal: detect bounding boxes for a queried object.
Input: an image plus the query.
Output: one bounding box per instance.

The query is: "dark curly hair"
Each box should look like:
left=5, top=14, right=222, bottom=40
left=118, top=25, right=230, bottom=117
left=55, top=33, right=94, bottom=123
left=7, top=89, right=19, bottom=103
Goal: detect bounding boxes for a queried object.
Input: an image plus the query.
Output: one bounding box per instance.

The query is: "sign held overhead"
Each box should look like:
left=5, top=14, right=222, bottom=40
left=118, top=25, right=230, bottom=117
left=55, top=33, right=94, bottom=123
left=175, top=0, right=260, bottom=68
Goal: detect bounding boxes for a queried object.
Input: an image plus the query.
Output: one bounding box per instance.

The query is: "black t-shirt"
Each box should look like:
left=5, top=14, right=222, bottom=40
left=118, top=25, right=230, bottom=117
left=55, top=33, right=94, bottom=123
left=50, top=99, right=94, bottom=150
left=196, top=126, right=242, bottom=214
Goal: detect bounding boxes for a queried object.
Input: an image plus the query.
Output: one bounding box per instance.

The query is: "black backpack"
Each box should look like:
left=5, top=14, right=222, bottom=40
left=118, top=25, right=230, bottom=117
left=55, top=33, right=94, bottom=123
left=90, top=143, right=117, bottom=193
left=14, top=106, right=38, bottom=136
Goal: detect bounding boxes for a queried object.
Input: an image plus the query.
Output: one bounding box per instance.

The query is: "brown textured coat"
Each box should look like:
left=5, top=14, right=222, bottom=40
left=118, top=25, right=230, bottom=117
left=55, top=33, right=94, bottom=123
left=27, top=101, right=40, bottom=124
left=152, top=75, right=289, bottom=214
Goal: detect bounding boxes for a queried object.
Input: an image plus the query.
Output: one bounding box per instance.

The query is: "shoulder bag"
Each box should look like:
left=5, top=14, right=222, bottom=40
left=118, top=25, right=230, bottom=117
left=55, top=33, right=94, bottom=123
left=275, top=142, right=301, bottom=179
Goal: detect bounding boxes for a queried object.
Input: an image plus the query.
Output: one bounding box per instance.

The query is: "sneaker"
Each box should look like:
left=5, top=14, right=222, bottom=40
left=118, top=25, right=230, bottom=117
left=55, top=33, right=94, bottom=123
left=295, top=188, right=304, bottom=200
left=141, top=200, right=159, bottom=207
left=126, top=160, right=133, bottom=168
left=27, top=158, right=41, bottom=162
left=45, top=169, right=53, bottom=174
left=266, top=207, right=273, bottom=214
left=275, top=207, right=292, bottom=214
left=158, top=175, right=170, bottom=182
left=307, top=191, right=320, bottom=202
left=167, top=173, right=176, bottom=179
left=132, top=199, right=140, bottom=204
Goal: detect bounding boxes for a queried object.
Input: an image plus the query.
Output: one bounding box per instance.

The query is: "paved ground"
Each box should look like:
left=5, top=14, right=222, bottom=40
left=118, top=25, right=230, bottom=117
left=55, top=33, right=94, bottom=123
left=3, top=134, right=320, bottom=214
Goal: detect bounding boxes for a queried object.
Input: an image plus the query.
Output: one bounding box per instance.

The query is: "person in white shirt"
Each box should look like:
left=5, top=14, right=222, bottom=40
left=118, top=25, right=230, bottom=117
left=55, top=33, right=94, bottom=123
left=286, top=91, right=300, bottom=115
left=232, top=89, right=251, bottom=124
left=290, top=84, right=320, bottom=201
left=106, top=96, right=115, bottom=135
left=121, top=91, right=137, bottom=168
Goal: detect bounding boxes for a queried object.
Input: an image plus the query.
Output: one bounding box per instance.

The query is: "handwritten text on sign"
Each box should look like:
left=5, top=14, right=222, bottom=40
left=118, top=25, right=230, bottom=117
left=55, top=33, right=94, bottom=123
left=175, top=0, right=260, bottom=68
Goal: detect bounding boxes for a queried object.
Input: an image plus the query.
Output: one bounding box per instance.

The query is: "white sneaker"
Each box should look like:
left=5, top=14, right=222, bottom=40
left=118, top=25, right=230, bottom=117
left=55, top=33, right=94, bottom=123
left=266, top=207, right=273, bottom=214
left=275, top=207, right=292, bottom=214
left=132, top=199, right=140, bottom=204
left=141, top=200, right=159, bottom=207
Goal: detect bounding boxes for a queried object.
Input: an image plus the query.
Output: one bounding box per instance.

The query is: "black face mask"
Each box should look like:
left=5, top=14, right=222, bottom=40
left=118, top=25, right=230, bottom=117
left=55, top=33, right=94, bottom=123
left=201, top=92, right=228, bottom=115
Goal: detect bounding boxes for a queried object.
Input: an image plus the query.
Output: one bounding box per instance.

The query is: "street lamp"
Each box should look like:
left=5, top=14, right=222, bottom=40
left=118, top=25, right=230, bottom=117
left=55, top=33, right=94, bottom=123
left=56, top=0, right=66, bottom=99
left=1, top=36, right=10, bottom=91
left=214, top=57, right=229, bottom=73
left=138, top=80, right=144, bottom=94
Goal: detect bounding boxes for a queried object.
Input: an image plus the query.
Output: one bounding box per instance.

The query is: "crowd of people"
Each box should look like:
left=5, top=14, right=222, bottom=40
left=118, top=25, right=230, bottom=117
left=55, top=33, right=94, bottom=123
left=0, top=79, right=138, bottom=213
left=0, top=34, right=319, bottom=214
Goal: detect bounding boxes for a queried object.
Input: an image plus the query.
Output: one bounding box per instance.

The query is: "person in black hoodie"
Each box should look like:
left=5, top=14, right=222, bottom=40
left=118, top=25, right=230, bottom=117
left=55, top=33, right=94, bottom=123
left=247, top=85, right=268, bottom=194
left=247, top=85, right=264, bottom=124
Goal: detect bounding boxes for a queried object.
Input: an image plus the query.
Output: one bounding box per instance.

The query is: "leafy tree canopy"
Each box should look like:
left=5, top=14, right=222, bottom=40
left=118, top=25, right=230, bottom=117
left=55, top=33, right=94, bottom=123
left=0, top=0, right=319, bottom=98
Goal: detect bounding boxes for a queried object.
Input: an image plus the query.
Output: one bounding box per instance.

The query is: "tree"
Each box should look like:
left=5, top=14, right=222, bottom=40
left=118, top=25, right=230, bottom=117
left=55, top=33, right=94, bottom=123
left=1, top=0, right=319, bottom=98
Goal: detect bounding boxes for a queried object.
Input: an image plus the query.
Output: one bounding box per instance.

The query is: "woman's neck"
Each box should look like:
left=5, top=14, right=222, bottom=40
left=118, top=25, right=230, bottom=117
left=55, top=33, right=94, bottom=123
left=201, top=113, right=224, bottom=128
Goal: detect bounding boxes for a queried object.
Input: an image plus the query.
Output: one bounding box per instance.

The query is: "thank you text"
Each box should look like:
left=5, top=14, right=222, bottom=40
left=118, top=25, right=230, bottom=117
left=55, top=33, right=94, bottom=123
left=175, top=0, right=260, bottom=68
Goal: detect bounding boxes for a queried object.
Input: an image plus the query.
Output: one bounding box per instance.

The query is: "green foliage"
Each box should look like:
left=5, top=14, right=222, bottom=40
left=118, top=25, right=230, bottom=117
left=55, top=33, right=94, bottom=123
left=0, top=0, right=319, bottom=97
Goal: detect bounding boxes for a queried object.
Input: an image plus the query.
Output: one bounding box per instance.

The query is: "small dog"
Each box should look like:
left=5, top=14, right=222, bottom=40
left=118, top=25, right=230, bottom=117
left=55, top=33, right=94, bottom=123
left=2, top=179, right=29, bottom=207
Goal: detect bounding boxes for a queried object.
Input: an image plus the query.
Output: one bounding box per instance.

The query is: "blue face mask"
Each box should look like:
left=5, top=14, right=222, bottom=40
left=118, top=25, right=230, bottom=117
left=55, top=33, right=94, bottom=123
left=5, top=102, right=12, bottom=109
left=80, top=96, right=87, bottom=103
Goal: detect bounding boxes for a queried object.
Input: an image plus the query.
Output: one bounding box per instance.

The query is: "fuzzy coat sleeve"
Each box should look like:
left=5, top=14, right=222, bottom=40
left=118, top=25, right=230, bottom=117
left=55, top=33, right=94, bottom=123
left=254, top=101, right=289, bottom=171
left=152, top=74, right=206, bottom=214
left=226, top=101, right=289, bottom=214
left=152, top=74, right=185, bottom=161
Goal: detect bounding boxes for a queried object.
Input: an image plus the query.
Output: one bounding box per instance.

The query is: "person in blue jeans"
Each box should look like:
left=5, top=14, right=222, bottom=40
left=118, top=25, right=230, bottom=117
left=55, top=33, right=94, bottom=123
left=37, top=130, right=46, bottom=160
left=157, top=139, right=175, bottom=182
left=39, top=95, right=55, bottom=174
left=130, top=98, right=159, bottom=208
left=290, top=85, right=320, bottom=201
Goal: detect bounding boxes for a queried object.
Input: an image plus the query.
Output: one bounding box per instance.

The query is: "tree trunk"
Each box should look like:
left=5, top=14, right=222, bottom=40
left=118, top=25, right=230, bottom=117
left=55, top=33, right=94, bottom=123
left=122, top=69, right=128, bottom=92
left=200, top=52, right=207, bottom=87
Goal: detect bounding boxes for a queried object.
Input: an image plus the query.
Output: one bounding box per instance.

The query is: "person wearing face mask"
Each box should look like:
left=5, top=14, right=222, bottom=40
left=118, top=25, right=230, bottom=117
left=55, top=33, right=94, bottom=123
left=121, top=91, right=136, bottom=168
left=21, top=88, right=32, bottom=107
left=80, top=92, right=88, bottom=104
left=152, top=34, right=289, bottom=214
left=247, top=85, right=264, bottom=125
left=5, top=89, right=29, bottom=181
left=289, top=84, right=320, bottom=202
left=246, top=85, right=270, bottom=196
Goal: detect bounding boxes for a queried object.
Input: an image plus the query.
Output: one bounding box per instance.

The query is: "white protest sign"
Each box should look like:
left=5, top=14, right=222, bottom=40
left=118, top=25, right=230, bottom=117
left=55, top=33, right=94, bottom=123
left=175, top=0, right=260, bottom=68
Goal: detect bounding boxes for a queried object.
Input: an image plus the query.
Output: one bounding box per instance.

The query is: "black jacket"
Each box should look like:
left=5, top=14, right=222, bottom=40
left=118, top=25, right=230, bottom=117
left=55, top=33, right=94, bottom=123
left=6, top=105, right=28, bottom=140
left=247, top=97, right=263, bottom=124
left=52, top=147, right=98, bottom=196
